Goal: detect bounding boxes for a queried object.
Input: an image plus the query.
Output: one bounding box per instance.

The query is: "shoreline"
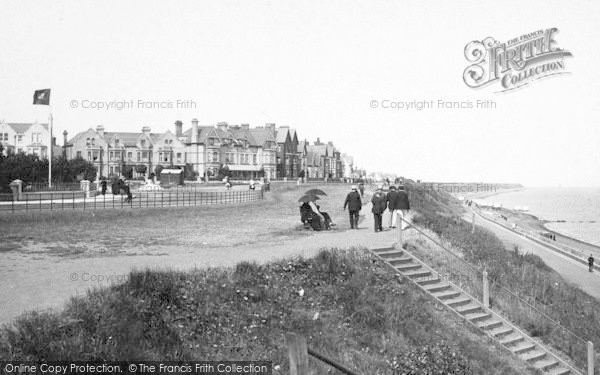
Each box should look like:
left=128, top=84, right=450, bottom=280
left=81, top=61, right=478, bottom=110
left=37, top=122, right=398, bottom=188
left=466, top=187, right=600, bottom=256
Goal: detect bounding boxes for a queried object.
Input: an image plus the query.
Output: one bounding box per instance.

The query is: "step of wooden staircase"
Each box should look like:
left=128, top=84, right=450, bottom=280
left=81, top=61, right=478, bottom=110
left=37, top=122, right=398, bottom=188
left=370, top=246, right=580, bottom=375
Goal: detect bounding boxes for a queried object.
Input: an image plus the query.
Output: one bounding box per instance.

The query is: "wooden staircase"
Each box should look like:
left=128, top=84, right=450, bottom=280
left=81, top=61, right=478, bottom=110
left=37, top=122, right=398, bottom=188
left=370, top=246, right=580, bottom=375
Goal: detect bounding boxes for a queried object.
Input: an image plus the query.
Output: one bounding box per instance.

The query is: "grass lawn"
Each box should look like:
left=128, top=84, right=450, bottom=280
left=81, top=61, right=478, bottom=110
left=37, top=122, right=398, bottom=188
left=0, top=183, right=350, bottom=257
left=0, top=249, right=535, bottom=374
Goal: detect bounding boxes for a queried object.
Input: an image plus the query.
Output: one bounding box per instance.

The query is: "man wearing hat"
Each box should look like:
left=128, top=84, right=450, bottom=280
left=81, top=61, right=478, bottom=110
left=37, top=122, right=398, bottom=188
left=394, top=185, right=410, bottom=229
left=386, top=185, right=399, bottom=228
left=371, top=184, right=388, bottom=232
left=343, top=185, right=362, bottom=229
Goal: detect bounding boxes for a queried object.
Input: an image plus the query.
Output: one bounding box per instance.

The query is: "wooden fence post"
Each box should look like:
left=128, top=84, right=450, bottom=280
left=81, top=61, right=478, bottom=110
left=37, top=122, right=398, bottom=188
left=286, top=332, right=309, bottom=375
left=588, top=341, right=594, bottom=375
left=482, top=270, right=490, bottom=308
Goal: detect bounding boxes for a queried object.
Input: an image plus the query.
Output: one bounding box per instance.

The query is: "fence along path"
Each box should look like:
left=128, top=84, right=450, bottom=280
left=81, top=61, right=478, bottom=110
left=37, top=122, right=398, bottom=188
left=368, top=216, right=595, bottom=375
left=0, top=189, right=263, bottom=212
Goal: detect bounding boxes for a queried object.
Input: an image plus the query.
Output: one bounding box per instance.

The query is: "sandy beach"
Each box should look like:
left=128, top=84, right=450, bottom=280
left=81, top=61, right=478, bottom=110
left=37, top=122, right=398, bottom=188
left=460, top=188, right=600, bottom=259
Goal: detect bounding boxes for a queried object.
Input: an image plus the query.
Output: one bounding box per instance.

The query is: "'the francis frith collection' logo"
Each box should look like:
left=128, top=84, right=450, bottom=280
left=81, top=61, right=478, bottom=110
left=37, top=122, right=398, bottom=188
left=463, top=28, right=572, bottom=92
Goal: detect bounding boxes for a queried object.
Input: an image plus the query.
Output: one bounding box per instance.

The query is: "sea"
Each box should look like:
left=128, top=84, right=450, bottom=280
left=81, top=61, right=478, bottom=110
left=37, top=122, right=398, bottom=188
left=488, top=187, right=600, bottom=247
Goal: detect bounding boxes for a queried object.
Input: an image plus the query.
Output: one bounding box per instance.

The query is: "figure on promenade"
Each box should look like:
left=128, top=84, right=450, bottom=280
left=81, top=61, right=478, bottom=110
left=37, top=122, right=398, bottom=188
left=249, top=178, right=256, bottom=190
left=395, top=185, right=411, bottom=230
left=386, top=185, right=398, bottom=228
left=343, top=185, right=362, bottom=229
left=100, top=179, right=107, bottom=195
left=371, top=185, right=387, bottom=232
left=589, top=254, right=595, bottom=272
left=358, top=182, right=365, bottom=198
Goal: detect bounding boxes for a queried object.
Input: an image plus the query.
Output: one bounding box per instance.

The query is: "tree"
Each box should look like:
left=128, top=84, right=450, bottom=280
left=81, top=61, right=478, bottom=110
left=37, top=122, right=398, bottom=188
left=217, top=164, right=232, bottom=180
left=52, top=155, right=97, bottom=182
left=154, top=165, right=164, bottom=177
left=123, top=165, right=134, bottom=179
left=135, top=164, right=147, bottom=175
left=183, top=164, right=198, bottom=180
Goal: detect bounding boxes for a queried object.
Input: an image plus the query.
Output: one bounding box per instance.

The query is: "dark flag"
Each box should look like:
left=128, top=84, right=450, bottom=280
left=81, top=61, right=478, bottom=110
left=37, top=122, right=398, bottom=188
left=33, top=89, right=51, bottom=105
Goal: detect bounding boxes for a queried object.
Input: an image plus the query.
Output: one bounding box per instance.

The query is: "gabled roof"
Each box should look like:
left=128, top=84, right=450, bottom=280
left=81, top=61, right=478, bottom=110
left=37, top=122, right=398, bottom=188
left=248, top=127, right=276, bottom=148
left=182, top=125, right=216, bottom=144
left=65, top=128, right=101, bottom=146
left=228, top=128, right=256, bottom=146
left=289, top=129, right=298, bottom=143
left=275, top=127, right=290, bottom=143
left=5, top=122, right=49, bottom=134
left=103, top=132, right=142, bottom=147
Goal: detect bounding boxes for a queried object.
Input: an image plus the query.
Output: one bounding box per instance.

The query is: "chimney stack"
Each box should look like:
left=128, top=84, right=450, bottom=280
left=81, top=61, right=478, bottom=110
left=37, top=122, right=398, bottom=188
left=175, top=120, right=183, bottom=137
left=142, top=126, right=151, bottom=135
left=315, top=137, right=322, bottom=145
left=63, top=130, right=68, bottom=145
left=328, top=141, right=333, bottom=146
left=191, top=119, right=199, bottom=144
left=96, top=124, right=105, bottom=137
left=241, top=123, right=250, bottom=130
left=52, top=136, right=56, bottom=146
left=266, top=123, right=276, bottom=132
left=217, top=122, right=229, bottom=132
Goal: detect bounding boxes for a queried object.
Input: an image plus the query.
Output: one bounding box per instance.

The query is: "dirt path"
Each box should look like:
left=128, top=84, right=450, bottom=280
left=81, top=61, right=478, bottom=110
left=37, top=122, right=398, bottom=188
left=0, top=207, right=401, bottom=325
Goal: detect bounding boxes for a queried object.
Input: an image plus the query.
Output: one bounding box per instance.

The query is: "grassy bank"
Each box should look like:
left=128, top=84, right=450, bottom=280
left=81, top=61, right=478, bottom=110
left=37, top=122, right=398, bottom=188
left=0, top=249, right=534, bottom=374
left=405, top=181, right=600, bottom=370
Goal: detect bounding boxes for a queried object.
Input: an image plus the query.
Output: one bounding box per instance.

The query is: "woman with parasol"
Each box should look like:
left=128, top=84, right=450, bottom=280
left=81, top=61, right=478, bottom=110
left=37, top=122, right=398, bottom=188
left=299, top=190, right=334, bottom=230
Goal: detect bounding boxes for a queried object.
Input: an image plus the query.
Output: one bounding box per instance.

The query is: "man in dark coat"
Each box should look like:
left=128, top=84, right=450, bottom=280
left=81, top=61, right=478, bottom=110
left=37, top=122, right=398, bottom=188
left=395, top=185, right=410, bottom=229
left=100, top=180, right=107, bottom=195
left=386, top=185, right=399, bottom=228
left=371, top=185, right=387, bottom=232
left=589, top=254, right=595, bottom=272
left=343, top=185, right=362, bottom=229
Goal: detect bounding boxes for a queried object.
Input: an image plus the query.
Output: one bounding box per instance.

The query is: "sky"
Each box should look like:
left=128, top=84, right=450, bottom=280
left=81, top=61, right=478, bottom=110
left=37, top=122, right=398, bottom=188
left=0, top=0, right=599, bottom=187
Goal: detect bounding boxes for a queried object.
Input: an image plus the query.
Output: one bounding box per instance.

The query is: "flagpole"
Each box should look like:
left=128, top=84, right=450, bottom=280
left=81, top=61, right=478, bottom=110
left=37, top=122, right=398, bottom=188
left=49, top=111, right=53, bottom=188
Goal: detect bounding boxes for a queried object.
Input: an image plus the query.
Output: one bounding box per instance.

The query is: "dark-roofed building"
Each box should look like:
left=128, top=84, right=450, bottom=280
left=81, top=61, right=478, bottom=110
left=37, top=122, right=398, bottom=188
left=270, top=124, right=300, bottom=179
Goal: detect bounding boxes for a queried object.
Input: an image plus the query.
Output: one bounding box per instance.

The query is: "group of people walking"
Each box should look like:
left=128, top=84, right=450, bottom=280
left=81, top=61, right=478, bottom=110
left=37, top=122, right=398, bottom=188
left=343, top=184, right=410, bottom=232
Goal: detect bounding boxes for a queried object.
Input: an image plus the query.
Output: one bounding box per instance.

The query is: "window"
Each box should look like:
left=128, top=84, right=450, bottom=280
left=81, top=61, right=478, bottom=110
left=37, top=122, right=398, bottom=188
left=109, top=151, right=113, bottom=161
left=165, top=140, right=168, bottom=145
left=76, top=151, right=82, bottom=158
left=141, top=140, right=146, bottom=148
left=253, top=154, right=257, bottom=165
left=87, top=151, right=92, bottom=161
left=213, top=151, right=218, bottom=162
left=128, top=152, right=133, bottom=161
left=86, top=138, right=90, bottom=146
left=208, top=138, right=214, bottom=146
left=91, top=138, right=96, bottom=146
left=177, top=153, right=182, bottom=163
left=115, top=139, right=119, bottom=146
left=2, top=133, right=8, bottom=141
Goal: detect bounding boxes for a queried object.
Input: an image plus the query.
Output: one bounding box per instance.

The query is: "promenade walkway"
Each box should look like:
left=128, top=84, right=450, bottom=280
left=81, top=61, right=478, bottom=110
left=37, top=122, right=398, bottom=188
left=464, top=207, right=600, bottom=300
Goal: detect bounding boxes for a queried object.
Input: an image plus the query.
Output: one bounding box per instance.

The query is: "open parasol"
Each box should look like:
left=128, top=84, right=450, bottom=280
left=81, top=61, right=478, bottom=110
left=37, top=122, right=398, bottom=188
left=304, top=188, right=327, bottom=196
